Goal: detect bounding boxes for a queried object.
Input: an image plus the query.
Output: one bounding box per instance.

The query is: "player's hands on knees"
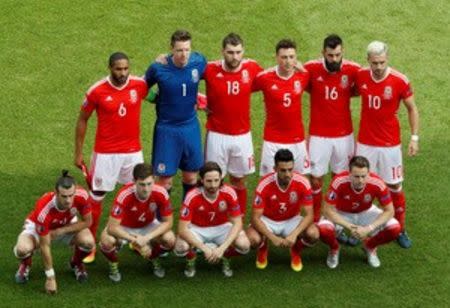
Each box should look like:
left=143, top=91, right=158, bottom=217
left=202, top=246, right=215, bottom=263
left=348, top=224, right=359, bottom=238
left=45, top=277, right=57, bottom=295
left=271, top=236, right=286, bottom=247
left=134, top=235, right=149, bottom=248
left=354, top=226, right=371, bottom=240
left=284, top=234, right=297, bottom=247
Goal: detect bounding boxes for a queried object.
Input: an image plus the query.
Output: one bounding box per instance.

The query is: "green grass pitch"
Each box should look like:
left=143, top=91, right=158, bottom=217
left=0, top=0, right=449, bottom=306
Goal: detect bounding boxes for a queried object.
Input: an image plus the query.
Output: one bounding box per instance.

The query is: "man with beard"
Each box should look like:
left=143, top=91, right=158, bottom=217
left=246, top=149, right=317, bottom=272
left=74, top=52, right=149, bottom=262
left=203, top=33, right=263, bottom=218
left=304, top=35, right=361, bottom=224
left=175, top=162, right=250, bottom=278
left=355, top=41, right=419, bottom=248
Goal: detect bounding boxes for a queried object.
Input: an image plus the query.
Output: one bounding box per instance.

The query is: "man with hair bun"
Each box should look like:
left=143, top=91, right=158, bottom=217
left=13, top=171, right=94, bottom=294
left=355, top=41, right=419, bottom=248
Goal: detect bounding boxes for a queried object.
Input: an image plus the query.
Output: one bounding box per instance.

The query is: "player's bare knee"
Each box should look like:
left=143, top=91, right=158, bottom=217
left=235, top=234, right=251, bottom=253
left=230, top=175, right=246, bottom=189
left=174, top=237, right=189, bottom=256
left=14, top=244, right=34, bottom=259
left=246, top=228, right=261, bottom=248
left=161, top=231, right=176, bottom=249
left=181, top=172, right=197, bottom=185
left=305, top=224, right=320, bottom=242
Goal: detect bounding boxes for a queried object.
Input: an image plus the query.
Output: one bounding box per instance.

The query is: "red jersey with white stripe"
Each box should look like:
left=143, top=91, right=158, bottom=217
left=180, top=185, right=241, bottom=227
left=325, top=171, right=392, bottom=213
left=110, top=183, right=172, bottom=228
left=27, top=188, right=91, bottom=236
left=204, top=59, right=263, bottom=135
left=304, top=59, right=360, bottom=137
left=82, top=76, right=148, bottom=153
left=252, top=67, right=310, bottom=143
left=356, top=68, right=413, bottom=146
left=253, top=172, right=313, bottom=221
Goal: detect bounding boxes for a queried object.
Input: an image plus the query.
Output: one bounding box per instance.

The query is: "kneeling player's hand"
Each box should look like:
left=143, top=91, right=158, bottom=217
left=45, top=277, right=57, bottom=295
left=271, top=236, right=285, bottom=247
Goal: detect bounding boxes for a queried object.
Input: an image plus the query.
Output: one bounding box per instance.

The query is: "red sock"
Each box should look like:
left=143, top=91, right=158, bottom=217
left=390, top=189, right=406, bottom=231
left=21, top=256, right=32, bottom=267
left=318, top=224, right=339, bottom=251
left=72, top=246, right=91, bottom=265
left=88, top=195, right=103, bottom=241
left=233, top=186, right=248, bottom=217
left=292, top=239, right=305, bottom=253
left=224, top=246, right=241, bottom=258
left=100, top=244, right=118, bottom=262
left=186, top=249, right=196, bottom=260
left=311, top=181, right=323, bottom=223
left=365, top=224, right=401, bottom=250
left=149, top=244, right=162, bottom=260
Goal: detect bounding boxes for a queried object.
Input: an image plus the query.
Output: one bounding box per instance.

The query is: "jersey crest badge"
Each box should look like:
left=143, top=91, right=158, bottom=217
left=363, top=194, right=372, bottom=203
left=340, top=75, right=349, bottom=88
left=149, top=202, right=157, bottom=212
left=157, top=163, right=166, bottom=173
left=383, top=86, right=393, bottom=99
left=113, top=206, right=121, bottom=216
left=192, top=69, right=199, bottom=83
left=328, top=191, right=337, bottom=201
left=255, top=195, right=262, bottom=206
left=289, top=191, right=298, bottom=204
left=294, top=80, right=302, bottom=94
left=129, top=89, right=138, bottom=103
left=219, top=201, right=227, bottom=212
left=242, top=69, right=250, bottom=83
left=181, top=207, right=189, bottom=218
left=95, top=177, right=102, bottom=188
left=70, top=207, right=77, bottom=216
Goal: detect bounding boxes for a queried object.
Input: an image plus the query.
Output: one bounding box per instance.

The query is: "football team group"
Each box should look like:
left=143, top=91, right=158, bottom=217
left=13, top=30, right=419, bottom=294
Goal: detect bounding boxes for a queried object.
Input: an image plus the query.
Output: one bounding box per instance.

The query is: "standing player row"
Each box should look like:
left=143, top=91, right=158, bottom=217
left=73, top=30, right=419, bottom=264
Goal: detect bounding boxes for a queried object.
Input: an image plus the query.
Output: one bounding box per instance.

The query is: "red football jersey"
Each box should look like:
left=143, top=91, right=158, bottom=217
left=27, top=188, right=91, bottom=236
left=356, top=68, right=413, bottom=146
left=304, top=59, right=361, bottom=137
left=82, top=76, right=148, bottom=153
left=325, top=171, right=392, bottom=213
left=110, top=183, right=172, bottom=228
left=180, top=185, right=241, bottom=227
left=253, top=67, right=310, bottom=143
left=204, top=59, right=263, bottom=135
left=253, top=172, right=313, bottom=221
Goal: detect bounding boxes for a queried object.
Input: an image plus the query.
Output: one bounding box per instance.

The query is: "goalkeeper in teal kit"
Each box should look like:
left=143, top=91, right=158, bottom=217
left=144, top=30, right=207, bottom=198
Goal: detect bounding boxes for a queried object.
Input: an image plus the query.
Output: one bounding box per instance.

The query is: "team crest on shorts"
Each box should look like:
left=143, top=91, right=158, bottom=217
left=149, top=202, right=157, bottom=212
left=294, top=80, right=302, bottom=94
left=241, top=69, right=250, bottom=83
left=95, top=177, right=102, bottom=188
left=383, top=86, right=393, bottom=99
left=364, top=193, right=372, bottom=203
left=129, top=89, right=138, bottom=103
left=192, top=69, right=199, bottom=83
left=219, top=201, right=227, bottom=212
left=289, top=191, right=298, bottom=204
left=157, top=163, right=166, bottom=173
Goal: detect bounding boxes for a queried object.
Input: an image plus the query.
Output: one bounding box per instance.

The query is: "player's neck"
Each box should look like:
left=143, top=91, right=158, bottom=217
left=202, top=188, right=219, bottom=202
left=276, top=66, right=294, bottom=79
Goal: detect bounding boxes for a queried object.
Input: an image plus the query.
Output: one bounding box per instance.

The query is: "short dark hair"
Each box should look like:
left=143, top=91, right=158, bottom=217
left=349, top=156, right=370, bottom=170
left=109, top=52, right=129, bottom=67
left=274, top=149, right=294, bottom=166
left=55, top=170, right=76, bottom=191
left=171, top=30, right=192, bottom=47
left=133, top=163, right=153, bottom=181
left=323, top=34, right=343, bottom=50
left=276, top=39, right=296, bottom=54
left=222, top=32, right=243, bottom=49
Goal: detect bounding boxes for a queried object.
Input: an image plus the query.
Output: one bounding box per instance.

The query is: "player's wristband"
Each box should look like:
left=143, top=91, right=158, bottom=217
left=45, top=268, right=55, bottom=278
left=411, top=135, right=419, bottom=142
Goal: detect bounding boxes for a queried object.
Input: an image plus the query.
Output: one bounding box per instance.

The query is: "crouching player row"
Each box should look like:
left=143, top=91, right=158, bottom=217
left=13, top=171, right=95, bottom=294
left=318, top=156, right=401, bottom=268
